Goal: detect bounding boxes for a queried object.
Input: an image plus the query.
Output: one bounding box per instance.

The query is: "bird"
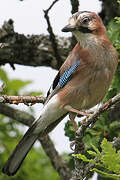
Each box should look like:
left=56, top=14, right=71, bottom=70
left=2, top=11, right=118, bottom=176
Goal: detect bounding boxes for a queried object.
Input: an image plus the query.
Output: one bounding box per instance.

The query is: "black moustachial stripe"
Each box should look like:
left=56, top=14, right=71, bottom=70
left=77, top=26, right=92, bottom=33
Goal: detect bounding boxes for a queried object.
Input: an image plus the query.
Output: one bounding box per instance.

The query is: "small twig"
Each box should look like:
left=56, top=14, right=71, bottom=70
left=9, top=63, right=15, bottom=70
left=76, top=93, right=120, bottom=137
left=45, top=0, right=60, bottom=13
left=0, top=95, right=46, bottom=105
left=44, top=0, right=63, bottom=68
left=75, top=95, right=120, bottom=149
left=70, top=0, right=79, bottom=15
left=69, top=0, right=79, bottom=49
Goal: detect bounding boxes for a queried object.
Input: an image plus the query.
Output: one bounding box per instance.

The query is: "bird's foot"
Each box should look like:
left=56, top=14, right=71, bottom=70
left=69, top=113, right=78, bottom=131
left=64, top=105, right=91, bottom=117
left=102, top=100, right=111, bottom=110
left=65, top=105, right=94, bottom=130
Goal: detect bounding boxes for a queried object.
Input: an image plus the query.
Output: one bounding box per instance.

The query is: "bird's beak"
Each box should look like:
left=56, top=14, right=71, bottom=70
left=61, top=24, right=77, bottom=32
left=62, top=24, right=92, bottom=33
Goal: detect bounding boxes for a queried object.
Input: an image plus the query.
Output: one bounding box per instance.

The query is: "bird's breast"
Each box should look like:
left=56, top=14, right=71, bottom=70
left=58, top=63, right=116, bottom=110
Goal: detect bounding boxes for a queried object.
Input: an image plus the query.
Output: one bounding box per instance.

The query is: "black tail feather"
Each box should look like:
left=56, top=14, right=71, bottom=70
left=2, top=125, right=38, bottom=176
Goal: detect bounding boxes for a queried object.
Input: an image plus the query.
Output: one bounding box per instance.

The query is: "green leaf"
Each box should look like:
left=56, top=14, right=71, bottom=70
left=91, top=144, right=101, bottom=157
left=0, top=68, right=8, bottom=82
left=7, top=79, right=32, bottom=91
left=87, top=150, right=101, bottom=159
left=64, top=120, right=75, bottom=141
left=100, top=138, right=120, bottom=173
left=28, top=91, right=43, bottom=96
left=107, top=20, right=120, bottom=51
left=115, top=17, right=120, bottom=24
left=101, top=138, right=115, bottom=154
left=91, top=168, right=120, bottom=180
left=73, top=154, right=95, bottom=163
left=117, top=0, right=120, bottom=4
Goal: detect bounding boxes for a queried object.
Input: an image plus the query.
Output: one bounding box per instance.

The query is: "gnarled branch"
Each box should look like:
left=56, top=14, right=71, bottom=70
left=0, top=95, right=46, bottom=105
left=0, top=19, right=71, bottom=69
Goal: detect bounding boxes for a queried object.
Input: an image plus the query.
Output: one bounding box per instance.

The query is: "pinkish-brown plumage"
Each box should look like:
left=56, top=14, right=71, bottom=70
left=58, top=11, right=118, bottom=109
left=2, top=11, right=118, bottom=176
left=58, top=41, right=118, bottom=109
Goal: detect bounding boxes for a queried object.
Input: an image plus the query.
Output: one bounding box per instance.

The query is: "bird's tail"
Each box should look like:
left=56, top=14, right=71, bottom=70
left=2, top=123, right=38, bottom=176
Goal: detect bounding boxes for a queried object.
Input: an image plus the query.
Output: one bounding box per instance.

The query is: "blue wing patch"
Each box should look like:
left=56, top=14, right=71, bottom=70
left=59, top=60, right=80, bottom=88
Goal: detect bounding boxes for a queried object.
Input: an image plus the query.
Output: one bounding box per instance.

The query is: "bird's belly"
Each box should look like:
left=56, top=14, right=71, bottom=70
left=75, top=70, right=112, bottom=110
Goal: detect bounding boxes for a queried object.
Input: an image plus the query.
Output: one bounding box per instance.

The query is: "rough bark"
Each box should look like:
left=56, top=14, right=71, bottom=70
left=0, top=1, right=119, bottom=70
left=0, top=19, right=71, bottom=70
left=0, top=95, right=46, bottom=105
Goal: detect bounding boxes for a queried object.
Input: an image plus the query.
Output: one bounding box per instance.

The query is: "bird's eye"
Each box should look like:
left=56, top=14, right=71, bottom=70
left=82, top=17, right=90, bottom=24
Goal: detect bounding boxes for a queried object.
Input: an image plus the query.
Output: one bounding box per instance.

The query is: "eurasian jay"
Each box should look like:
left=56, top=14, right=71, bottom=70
left=2, top=11, right=118, bottom=176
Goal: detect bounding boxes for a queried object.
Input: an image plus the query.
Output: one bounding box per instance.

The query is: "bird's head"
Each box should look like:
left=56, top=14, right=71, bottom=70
left=62, top=11, right=106, bottom=44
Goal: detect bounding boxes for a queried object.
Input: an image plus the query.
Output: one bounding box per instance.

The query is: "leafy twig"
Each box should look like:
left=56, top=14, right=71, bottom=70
left=81, top=136, right=120, bottom=179
left=0, top=19, right=70, bottom=69
left=71, top=93, right=120, bottom=179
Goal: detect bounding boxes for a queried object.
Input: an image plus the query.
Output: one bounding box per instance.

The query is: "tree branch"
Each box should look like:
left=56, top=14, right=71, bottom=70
left=39, top=135, right=72, bottom=180
left=71, top=93, right=120, bottom=179
left=1, top=92, right=120, bottom=180
left=70, top=0, right=79, bottom=15
left=0, top=19, right=71, bottom=69
left=0, top=104, right=71, bottom=179
left=76, top=93, right=120, bottom=138
left=1, top=92, right=120, bottom=179
left=45, top=0, right=60, bottom=12
left=69, top=0, right=79, bottom=49
left=44, top=0, right=63, bottom=68
left=0, top=95, right=46, bottom=105
left=0, top=104, right=34, bottom=126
